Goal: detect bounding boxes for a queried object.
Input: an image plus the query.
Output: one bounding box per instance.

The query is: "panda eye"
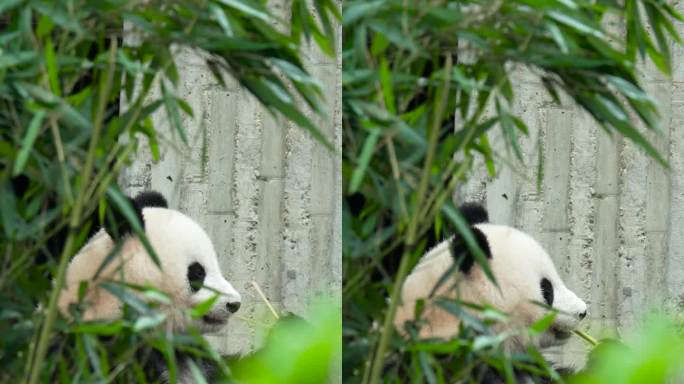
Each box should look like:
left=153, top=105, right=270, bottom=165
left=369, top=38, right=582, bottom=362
left=187, top=262, right=206, bottom=293
left=540, top=278, right=554, bottom=306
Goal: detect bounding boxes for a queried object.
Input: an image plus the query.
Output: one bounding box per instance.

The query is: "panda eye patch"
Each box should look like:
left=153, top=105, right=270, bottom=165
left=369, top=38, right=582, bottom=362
left=187, top=262, right=206, bottom=292
left=540, top=278, right=554, bottom=306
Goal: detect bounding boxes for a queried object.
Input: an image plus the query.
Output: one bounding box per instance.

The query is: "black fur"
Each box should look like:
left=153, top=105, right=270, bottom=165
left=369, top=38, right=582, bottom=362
left=541, top=278, right=554, bottom=306
left=451, top=225, right=491, bottom=274
left=449, top=203, right=492, bottom=274
left=141, top=347, right=220, bottom=383
left=459, top=202, right=489, bottom=225
left=103, top=190, right=168, bottom=239
left=187, top=262, right=206, bottom=292
left=134, top=190, right=168, bottom=209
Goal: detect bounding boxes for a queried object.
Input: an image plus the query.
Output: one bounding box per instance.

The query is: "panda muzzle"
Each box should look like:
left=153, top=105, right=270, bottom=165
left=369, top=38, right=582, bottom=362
left=202, top=314, right=229, bottom=325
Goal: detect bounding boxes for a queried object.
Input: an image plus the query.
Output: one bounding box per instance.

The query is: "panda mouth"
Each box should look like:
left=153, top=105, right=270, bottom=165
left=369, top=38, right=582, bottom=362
left=202, top=315, right=228, bottom=325
left=550, top=326, right=573, bottom=340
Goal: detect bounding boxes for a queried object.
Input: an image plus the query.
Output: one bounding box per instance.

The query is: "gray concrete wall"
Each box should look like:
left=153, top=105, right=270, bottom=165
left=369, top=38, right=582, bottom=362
left=120, top=5, right=341, bottom=355
left=458, top=16, right=684, bottom=367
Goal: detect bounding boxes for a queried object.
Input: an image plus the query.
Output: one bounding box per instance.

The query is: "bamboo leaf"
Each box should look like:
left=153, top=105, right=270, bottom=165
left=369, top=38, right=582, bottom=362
left=442, top=203, right=496, bottom=285
left=44, top=38, right=60, bottom=97
left=218, top=0, right=269, bottom=21
left=349, top=129, right=380, bottom=193
left=12, top=110, right=45, bottom=176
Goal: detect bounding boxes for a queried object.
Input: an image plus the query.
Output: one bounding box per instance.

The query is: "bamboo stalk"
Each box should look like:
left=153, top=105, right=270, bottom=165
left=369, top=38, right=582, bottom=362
left=366, top=55, right=453, bottom=384
left=251, top=281, right=279, bottom=321
left=27, top=39, right=118, bottom=384
left=574, top=329, right=598, bottom=347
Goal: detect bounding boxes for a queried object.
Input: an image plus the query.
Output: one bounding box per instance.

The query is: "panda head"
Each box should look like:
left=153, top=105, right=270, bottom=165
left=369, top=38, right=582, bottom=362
left=396, top=203, right=587, bottom=350
left=474, top=221, right=588, bottom=349
left=58, top=191, right=241, bottom=334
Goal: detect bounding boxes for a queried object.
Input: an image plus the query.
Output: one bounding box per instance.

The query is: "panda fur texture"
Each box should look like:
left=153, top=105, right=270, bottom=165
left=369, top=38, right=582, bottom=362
left=394, top=203, right=587, bottom=353
left=57, top=191, right=241, bottom=382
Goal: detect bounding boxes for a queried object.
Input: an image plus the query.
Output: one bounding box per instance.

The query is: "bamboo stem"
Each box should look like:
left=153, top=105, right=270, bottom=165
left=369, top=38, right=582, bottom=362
left=27, top=39, right=118, bottom=384
left=366, top=55, right=453, bottom=384
left=574, top=329, right=598, bottom=347
left=251, top=281, right=279, bottom=321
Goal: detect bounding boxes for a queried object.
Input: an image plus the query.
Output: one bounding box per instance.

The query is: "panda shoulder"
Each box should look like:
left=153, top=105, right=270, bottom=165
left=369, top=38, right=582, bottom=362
left=412, top=237, right=454, bottom=272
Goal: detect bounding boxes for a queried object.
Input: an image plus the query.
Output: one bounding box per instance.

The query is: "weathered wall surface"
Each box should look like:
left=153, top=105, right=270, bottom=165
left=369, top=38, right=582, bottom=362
left=120, top=5, right=341, bottom=355
left=458, top=18, right=684, bottom=367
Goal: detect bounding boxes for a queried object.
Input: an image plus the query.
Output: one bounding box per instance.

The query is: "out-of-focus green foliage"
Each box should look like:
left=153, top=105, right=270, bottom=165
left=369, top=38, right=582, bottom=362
left=231, top=301, right=342, bottom=384
left=342, top=1, right=683, bottom=383
left=0, top=0, right=338, bottom=382
left=570, top=316, right=684, bottom=383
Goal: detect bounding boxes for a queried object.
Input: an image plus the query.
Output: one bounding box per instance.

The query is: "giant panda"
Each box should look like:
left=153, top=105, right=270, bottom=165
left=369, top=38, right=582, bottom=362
left=57, top=190, right=241, bottom=382
left=394, top=203, right=587, bottom=361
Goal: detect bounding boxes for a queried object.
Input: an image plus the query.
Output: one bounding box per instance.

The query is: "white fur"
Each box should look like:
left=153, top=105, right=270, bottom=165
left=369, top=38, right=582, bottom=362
left=58, top=207, right=241, bottom=334
left=395, top=223, right=587, bottom=351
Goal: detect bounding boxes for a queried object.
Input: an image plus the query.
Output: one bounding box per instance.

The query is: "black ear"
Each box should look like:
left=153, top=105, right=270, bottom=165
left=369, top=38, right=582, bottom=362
left=450, top=225, right=491, bottom=274
left=94, top=196, right=142, bottom=241
left=134, top=190, right=168, bottom=209
left=459, top=202, right=489, bottom=225
left=96, top=190, right=168, bottom=240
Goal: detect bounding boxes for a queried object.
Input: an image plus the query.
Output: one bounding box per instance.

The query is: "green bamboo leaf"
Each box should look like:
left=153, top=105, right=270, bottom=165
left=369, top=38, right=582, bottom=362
left=218, top=0, right=269, bottom=21
left=419, top=352, right=437, bottom=384
left=349, top=129, right=380, bottom=193
left=161, top=82, right=188, bottom=145
left=93, top=241, right=123, bottom=280
left=32, top=2, right=83, bottom=33
left=210, top=4, right=234, bottom=37
left=271, top=58, right=322, bottom=89
left=0, top=0, right=22, bottom=13
left=343, top=0, right=385, bottom=26
left=435, top=299, right=488, bottom=333
left=190, top=294, right=219, bottom=318
left=100, top=282, right=150, bottom=314
left=71, top=321, right=124, bottom=335
left=0, top=181, right=18, bottom=238
left=242, top=77, right=333, bottom=150
left=496, top=99, right=523, bottom=161
left=12, top=110, right=45, bottom=176
left=19, top=82, right=91, bottom=130
left=82, top=334, right=104, bottom=378
left=44, top=38, right=60, bottom=97
left=187, top=359, right=209, bottom=384
left=529, top=311, right=556, bottom=335
left=442, top=203, right=496, bottom=285
left=547, top=10, right=605, bottom=39
left=36, top=14, right=54, bottom=38
left=379, top=57, right=395, bottom=114
left=133, top=313, right=167, bottom=331
left=370, top=31, right=390, bottom=56
left=581, top=92, right=667, bottom=167
left=368, top=20, right=419, bottom=52
left=141, top=289, right=171, bottom=305
left=472, top=334, right=507, bottom=351
left=106, top=187, right=161, bottom=268
left=546, top=21, right=568, bottom=53
left=313, top=31, right=335, bottom=58
left=0, top=51, right=36, bottom=68
left=313, top=0, right=340, bottom=54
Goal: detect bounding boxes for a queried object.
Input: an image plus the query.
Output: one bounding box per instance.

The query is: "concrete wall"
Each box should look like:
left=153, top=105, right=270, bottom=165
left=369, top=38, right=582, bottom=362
left=458, top=16, right=684, bottom=367
left=120, top=4, right=341, bottom=355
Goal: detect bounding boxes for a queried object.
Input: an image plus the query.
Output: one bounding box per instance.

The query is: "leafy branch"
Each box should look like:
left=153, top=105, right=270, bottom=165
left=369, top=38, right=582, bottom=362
left=342, top=1, right=683, bottom=382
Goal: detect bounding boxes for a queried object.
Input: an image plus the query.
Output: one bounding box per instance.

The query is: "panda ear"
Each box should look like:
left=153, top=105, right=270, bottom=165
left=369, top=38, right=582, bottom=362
left=98, top=196, right=144, bottom=240
left=450, top=225, right=491, bottom=274
left=459, top=202, right=489, bottom=225
left=108, top=191, right=167, bottom=238
left=134, top=190, right=168, bottom=209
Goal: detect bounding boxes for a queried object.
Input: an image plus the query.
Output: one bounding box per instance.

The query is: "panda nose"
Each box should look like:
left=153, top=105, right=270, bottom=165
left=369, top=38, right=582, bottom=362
left=579, top=310, right=587, bottom=320
left=226, top=301, right=241, bottom=313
